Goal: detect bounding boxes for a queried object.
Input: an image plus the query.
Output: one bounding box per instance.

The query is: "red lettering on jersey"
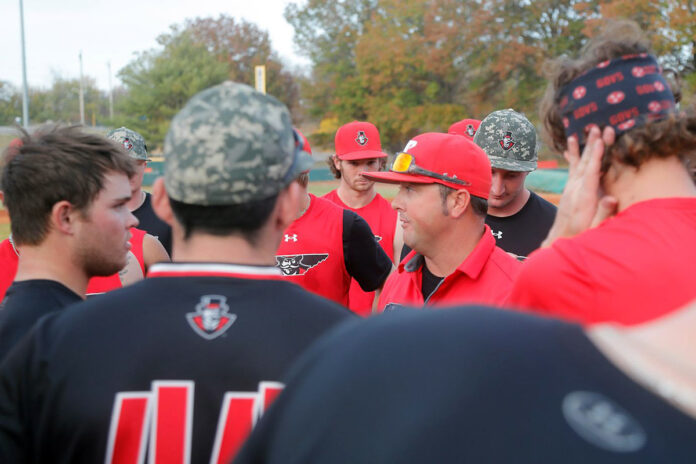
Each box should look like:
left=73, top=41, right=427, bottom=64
left=210, top=393, right=257, bottom=464
left=150, top=381, right=194, bottom=464
left=256, top=381, right=284, bottom=420
left=596, top=72, right=624, bottom=88
left=573, top=102, right=598, bottom=119
left=107, top=381, right=285, bottom=463
left=105, top=393, right=152, bottom=464
left=609, top=107, right=640, bottom=125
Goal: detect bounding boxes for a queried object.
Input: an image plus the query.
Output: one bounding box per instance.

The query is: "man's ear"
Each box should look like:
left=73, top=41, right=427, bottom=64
left=448, top=189, right=471, bottom=219
left=276, top=182, right=303, bottom=231
left=50, top=200, right=79, bottom=235
left=151, top=177, right=174, bottom=225
left=332, top=155, right=342, bottom=172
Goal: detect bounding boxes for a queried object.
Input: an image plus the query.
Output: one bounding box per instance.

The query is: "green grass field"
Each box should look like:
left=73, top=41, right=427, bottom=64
left=0, top=223, right=9, bottom=241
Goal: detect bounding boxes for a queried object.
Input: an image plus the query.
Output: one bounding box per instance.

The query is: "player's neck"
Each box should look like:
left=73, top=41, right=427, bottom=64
left=14, top=241, right=89, bottom=298
left=487, top=188, right=530, bottom=217
left=422, top=222, right=485, bottom=277
left=297, top=193, right=311, bottom=218
left=588, top=300, right=696, bottom=419
left=169, top=230, right=278, bottom=267
left=127, top=188, right=146, bottom=212
left=604, top=156, right=696, bottom=212
left=336, top=182, right=376, bottom=209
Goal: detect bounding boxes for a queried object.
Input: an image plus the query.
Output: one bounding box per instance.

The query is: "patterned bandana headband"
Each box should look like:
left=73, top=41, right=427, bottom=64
left=558, top=54, right=675, bottom=148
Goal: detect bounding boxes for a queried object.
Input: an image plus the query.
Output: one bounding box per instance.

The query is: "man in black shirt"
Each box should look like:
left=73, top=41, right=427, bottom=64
left=474, top=109, right=557, bottom=259
left=0, top=126, right=137, bottom=359
left=235, top=301, right=696, bottom=463
left=0, top=82, right=353, bottom=464
left=107, top=127, right=173, bottom=255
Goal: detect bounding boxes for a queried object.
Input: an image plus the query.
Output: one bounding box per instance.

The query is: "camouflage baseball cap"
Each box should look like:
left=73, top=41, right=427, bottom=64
left=164, top=81, right=313, bottom=205
left=473, top=109, right=538, bottom=172
left=106, top=127, right=151, bottom=161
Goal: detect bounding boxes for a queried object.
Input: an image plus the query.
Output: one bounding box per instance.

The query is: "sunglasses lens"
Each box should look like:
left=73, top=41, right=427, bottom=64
left=392, top=153, right=413, bottom=172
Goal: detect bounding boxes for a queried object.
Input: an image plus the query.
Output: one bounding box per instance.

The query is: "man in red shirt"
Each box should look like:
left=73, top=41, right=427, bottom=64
left=363, top=132, right=519, bottom=310
left=323, top=121, right=402, bottom=315
left=508, top=22, right=696, bottom=325
left=275, top=130, right=392, bottom=310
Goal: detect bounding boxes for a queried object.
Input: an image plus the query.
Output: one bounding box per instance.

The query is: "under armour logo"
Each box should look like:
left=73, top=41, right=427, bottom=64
left=284, top=234, right=298, bottom=242
left=491, top=229, right=503, bottom=239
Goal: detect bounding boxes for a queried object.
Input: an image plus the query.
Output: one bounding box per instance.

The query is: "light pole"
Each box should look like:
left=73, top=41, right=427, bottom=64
left=19, top=0, right=30, bottom=128
left=79, top=51, right=85, bottom=125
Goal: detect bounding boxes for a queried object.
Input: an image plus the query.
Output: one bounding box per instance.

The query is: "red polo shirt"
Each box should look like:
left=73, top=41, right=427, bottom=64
left=378, top=225, right=520, bottom=310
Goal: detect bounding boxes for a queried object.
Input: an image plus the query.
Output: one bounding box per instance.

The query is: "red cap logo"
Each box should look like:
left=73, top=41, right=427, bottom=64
left=355, top=131, right=368, bottom=146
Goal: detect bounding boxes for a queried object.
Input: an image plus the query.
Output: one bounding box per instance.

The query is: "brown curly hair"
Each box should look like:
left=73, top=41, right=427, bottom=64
left=539, top=20, right=696, bottom=171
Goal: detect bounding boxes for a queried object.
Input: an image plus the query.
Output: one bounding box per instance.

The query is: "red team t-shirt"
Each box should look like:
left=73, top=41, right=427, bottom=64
left=276, top=195, right=351, bottom=307
left=0, top=228, right=147, bottom=300
left=323, top=190, right=397, bottom=315
left=508, top=197, right=696, bottom=325
left=378, top=226, right=520, bottom=310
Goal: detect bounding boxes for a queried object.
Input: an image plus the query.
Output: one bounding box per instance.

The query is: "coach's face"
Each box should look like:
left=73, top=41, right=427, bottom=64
left=391, top=182, right=448, bottom=255
left=75, top=171, right=139, bottom=277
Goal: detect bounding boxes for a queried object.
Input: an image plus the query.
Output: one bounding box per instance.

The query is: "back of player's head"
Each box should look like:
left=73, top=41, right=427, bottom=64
left=1, top=125, right=135, bottom=246
left=540, top=19, right=696, bottom=172
left=163, top=81, right=312, bottom=241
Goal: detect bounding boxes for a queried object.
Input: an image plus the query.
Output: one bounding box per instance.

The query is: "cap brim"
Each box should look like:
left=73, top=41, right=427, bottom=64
left=361, top=171, right=437, bottom=185
left=287, top=149, right=314, bottom=179
left=337, top=150, right=388, bottom=161
left=489, top=156, right=537, bottom=172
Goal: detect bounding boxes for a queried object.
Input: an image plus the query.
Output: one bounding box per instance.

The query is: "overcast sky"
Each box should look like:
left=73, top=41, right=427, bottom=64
left=0, top=0, right=308, bottom=91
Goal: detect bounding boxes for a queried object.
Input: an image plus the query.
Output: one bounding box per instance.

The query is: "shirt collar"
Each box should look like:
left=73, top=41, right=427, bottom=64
left=399, top=225, right=497, bottom=280
left=148, top=262, right=283, bottom=280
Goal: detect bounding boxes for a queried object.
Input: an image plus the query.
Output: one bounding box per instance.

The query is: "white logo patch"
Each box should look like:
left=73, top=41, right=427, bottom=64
left=284, top=234, right=298, bottom=242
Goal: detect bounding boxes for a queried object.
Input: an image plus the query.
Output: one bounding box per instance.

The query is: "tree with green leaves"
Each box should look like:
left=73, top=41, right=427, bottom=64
left=116, top=31, right=228, bottom=148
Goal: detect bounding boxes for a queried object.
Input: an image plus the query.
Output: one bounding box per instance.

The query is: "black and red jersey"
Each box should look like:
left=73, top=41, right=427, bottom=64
left=0, top=262, right=353, bottom=464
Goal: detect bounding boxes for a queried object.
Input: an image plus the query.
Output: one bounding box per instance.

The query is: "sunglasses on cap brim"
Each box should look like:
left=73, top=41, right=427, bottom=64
left=391, top=152, right=469, bottom=186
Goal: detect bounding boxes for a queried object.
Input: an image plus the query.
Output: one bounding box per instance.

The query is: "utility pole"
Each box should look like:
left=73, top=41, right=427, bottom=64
left=107, top=61, right=114, bottom=120
left=79, top=51, right=85, bottom=125
left=19, top=0, right=30, bottom=128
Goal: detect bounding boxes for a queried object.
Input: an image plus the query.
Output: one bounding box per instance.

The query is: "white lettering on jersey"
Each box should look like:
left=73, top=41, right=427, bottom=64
left=105, top=381, right=284, bottom=464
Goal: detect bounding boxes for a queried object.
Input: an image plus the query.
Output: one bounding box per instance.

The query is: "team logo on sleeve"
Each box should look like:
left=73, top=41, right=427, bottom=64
left=275, top=254, right=329, bottom=276
left=186, top=295, right=237, bottom=340
left=499, top=131, right=515, bottom=150
left=355, top=131, right=368, bottom=146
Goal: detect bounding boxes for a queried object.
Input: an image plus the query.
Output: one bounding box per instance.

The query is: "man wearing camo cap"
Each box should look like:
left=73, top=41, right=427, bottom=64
left=473, top=109, right=556, bottom=259
left=107, top=127, right=173, bottom=255
left=0, top=82, right=353, bottom=464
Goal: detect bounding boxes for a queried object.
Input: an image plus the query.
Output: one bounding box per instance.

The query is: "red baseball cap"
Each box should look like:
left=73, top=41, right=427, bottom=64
left=362, top=132, right=491, bottom=199
left=448, top=119, right=481, bottom=140
left=335, top=121, right=387, bottom=160
left=294, top=128, right=312, bottom=155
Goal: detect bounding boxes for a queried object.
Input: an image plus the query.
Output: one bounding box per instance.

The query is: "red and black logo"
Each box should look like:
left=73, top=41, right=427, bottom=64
left=275, top=254, right=329, bottom=276
left=466, top=124, right=476, bottom=137
left=186, top=295, right=236, bottom=340
left=355, top=131, right=368, bottom=146
left=123, top=138, right=133, bottom=151
left=499, top=131, right=515, bottom=151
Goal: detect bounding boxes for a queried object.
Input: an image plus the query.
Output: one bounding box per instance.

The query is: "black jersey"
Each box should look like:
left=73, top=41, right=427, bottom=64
left=485, top=190, right=557, bottom=259
left=0, top=279, right=81, bottom=360
left=0, top=262, right=353, bottom=464
left=235, top=308, right=696, bottom=463
left=132, top=192, right=172, bottom=255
